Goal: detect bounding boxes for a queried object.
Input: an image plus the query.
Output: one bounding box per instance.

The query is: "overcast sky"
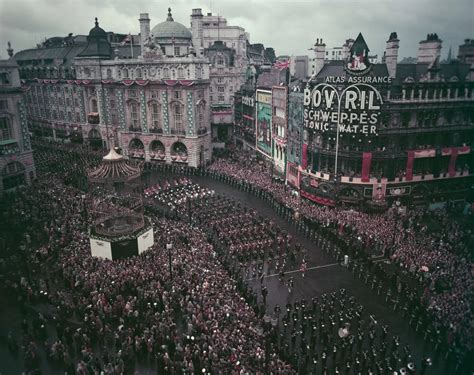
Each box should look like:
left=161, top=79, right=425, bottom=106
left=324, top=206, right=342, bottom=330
left=0, top=0, right=472, bottom=60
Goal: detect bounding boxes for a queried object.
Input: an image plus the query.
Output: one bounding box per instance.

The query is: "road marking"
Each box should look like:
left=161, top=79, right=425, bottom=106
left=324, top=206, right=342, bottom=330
left=245, top=262, right=340, bottom=281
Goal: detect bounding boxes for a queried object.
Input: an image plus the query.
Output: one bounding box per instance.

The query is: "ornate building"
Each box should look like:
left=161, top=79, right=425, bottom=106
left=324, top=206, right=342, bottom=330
left=0, top=49, right=35, bottom=196
left=15, top=9, right=212, bottom=167
left=295, top=32, right=474, bottom=208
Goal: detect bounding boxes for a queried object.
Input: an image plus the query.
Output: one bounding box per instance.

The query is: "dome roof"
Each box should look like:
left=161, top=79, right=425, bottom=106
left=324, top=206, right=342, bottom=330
left=151, top=8, right=192, bottom=41
left=89, top=17, right=107, bottom=38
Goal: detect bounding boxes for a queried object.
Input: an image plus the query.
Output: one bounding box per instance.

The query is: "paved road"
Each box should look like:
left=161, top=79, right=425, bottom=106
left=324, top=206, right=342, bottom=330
left=185, top=173, right=445, bottom=374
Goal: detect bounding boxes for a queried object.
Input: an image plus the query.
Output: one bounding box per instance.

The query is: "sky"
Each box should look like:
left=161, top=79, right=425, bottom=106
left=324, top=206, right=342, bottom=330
left=0, top=0, right=472, bottom=60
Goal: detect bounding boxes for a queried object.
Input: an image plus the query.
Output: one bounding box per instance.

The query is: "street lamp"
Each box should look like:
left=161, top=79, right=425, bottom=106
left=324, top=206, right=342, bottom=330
left=166, top=243, right=173, bottom=281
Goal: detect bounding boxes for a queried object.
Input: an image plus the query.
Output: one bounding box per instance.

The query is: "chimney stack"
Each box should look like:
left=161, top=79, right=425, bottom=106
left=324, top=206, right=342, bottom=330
left=139, top=13, right=150, bottom=57
left=312, top=38, right=326, bottom=77
left=191, top=8, right=204, bottom=57
left=385, top=32, right=399, bottom=78
left=417, top=33, right=442, bottom=63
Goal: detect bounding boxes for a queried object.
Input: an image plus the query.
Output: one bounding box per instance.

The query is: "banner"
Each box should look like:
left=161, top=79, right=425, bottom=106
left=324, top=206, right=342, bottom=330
left=301, top=143, right=308, bottom=169
left=414, top=149, right=436, bottom=158
left=406, top=151, right=415, bottom=181
left=256, top=90, right=272, bottom=157
left=361, top=152, right=372, bottom=182
left=448, top=148, right=458, bottom=177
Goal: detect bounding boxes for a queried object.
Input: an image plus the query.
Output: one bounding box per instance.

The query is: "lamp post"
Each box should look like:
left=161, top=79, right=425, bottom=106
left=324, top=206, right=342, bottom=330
left=166, top=243, right=173, bottom=281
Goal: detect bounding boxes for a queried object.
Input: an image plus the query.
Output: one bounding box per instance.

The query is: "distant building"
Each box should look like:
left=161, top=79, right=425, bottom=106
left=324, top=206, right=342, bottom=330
left=0, top=48, right=35, bottom=195
left=458, top=38, right=474, bottom=64
left=290, top=55, right=309, bottom=80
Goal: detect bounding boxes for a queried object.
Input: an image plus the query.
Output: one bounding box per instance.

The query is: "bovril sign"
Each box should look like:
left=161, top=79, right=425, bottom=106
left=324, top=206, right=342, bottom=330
left=303, top=82, right=383, bottom=136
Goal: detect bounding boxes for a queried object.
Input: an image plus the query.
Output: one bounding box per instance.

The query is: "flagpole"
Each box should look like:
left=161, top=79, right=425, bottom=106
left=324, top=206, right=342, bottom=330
left=130, top=33, right=134, bottom=59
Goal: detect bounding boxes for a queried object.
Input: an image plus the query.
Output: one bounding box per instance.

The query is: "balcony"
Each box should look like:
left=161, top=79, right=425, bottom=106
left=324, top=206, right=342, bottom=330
left=170, top=129, right=186, bottom=136
left=149, top=128, right=163, bottom=134
left=87, top=112, right=100, bottom=124
left=128, top=126, right=142, bottom=132
left=197, top=127, right=208, bottom=135
left=0, top=140, right=20, bottom=156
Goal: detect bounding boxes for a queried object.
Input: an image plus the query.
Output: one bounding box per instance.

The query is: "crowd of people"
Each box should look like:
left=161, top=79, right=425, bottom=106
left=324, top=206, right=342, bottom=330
left=0, top=141, right=471, bottom=374
left=206, top=152, right=473, bottom=358
left=1, top=147, right=295, bottom=374
left=146, top=179, right=435, bottom=374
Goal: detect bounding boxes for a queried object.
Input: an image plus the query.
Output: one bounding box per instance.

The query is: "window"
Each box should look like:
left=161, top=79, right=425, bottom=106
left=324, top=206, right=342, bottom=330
left=217, top=77, right=224, bottom=83
left=174, top=91, right=181, bottom=100
left=91, top=99, right=98, bottom=113
left=218, top=95, right=225, bottom=102
left=110, top=99, right=116, bottom=109
left=198, top=90, right=204, bottom=99
left=163, top=68, right=170, bottom=79
left=218, top=86, right=225, bottom=93
left=0, top=100, right=8, bottom=110
left=177, top=68, right=184, bottom=78
left=128, top=90, right=137, bottom=99
left=59, top=111, right=64, bottom=120
left=122, top=68, right=129, bottom=78
left=67, top=112, right=72, bottom=121
left=106, top=68, right=112, bottom=78
left=0, top=117, right=13, bottom=141
left=52, top=110, right=57, bottom=120
left=174, top=46, right=180, bottom=56
left=136, top=68, right=142, bottom=78
left=66, top=98, right=71, bottom=106
left=111, top=113, right=117, bottom=123
left=217, top=57, right=224, bottom=65
left=173, top=104, right=183, bottom=132
left=150, top=103, right=160, bottom=128
left=151, top=90, right=159, bottom=99
left=218, top=68, right=224, bottom=74
left=130, top=102, right=140, bottom=128
left=197, top=104, right=204, bottom=130
left=75, top=112, right=81, bottom=122
left=0, top=73, right=11, bottom=85
left=84, top=68, right=91, bottom=77
left=74, top=98, right=79, bottom=107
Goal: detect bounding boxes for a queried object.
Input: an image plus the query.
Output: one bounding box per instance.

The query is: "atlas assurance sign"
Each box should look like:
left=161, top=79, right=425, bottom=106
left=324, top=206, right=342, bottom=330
left=303, top=32, right=386, bottom=136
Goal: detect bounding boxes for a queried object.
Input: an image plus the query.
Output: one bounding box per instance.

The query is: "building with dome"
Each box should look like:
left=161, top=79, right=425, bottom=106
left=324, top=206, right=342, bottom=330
left=14, top=8, right=214, bottom=167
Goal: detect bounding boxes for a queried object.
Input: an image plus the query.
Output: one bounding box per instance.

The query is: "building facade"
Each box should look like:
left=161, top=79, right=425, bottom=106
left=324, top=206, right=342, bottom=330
left=191, top=9, right=248, bottom=146
left=299, top=32, right=474, bottom=208
left=15, top=10, right=212, bottom=167
left=0, top=55, right=35, bottom=195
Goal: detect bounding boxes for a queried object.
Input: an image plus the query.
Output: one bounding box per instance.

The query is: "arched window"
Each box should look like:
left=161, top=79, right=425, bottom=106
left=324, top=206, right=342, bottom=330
left=149, top=102, right=161, bottom=130
left=163, top=68, right=170, bottom=79
left=90, top=98, right=98, bottom=113
left=0, top=117, right=13, bottom=141
left=217, top=57, right=224, bottom=66
left=196, top=104, right=205, bottom=132
left=129, top=101, right=140, bottom=130
left=122, top=68, right=129, bottom=78
left=106, top=68, right=112, bottom=78
left=84, top=68, right=91, bottom=77
left=173, top=103, right=183, bottom=134
left=136, top=68, right=142, bottom=78
left=177, top=67, right=184, bottom=78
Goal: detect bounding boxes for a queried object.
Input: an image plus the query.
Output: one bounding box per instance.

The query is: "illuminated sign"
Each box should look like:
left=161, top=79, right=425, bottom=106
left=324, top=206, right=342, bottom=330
left=303, top=83, right=383, bottom=135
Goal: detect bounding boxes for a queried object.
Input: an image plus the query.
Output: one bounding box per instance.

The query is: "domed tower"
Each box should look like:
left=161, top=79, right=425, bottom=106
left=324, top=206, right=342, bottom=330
left=78, top=17, right=112, bottom=59
left=87, top=148, right=154, bottom=260
left=151, top=7, right=193, bottom=57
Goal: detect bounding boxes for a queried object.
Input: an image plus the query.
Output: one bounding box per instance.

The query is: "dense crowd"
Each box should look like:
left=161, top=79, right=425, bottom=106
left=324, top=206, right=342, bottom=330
left=0, top=142, right=471, bottom=374
left=207, top=153, right=473, bottom=356
left=147, top=180, right=432, bottom=374
left=1, top=149, right=294, bottom=374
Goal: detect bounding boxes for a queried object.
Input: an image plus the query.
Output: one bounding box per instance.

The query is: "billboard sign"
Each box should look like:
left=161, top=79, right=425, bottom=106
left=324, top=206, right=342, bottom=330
left=256, top=90, right=272, bottom=157
left=303, top=82, right=383, bottom=136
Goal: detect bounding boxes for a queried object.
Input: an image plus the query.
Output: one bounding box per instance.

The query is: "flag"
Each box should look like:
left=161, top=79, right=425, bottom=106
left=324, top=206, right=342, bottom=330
left=273, top=60, right=290, bottom=70
left=120, top=33, right=131, bottom=46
